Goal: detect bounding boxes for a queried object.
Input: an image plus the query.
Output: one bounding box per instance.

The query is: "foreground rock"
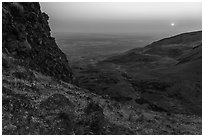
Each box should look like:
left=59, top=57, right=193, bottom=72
left=3, top=2, right=73, bottom=83
left=2, top=2, right=202, bottom=135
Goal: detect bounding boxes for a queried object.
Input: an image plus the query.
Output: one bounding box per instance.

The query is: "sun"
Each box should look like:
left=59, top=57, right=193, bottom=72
left=171, top=23, right=175, bottom=26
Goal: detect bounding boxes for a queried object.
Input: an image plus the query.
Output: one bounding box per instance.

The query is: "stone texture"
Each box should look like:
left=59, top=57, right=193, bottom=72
left=2, top=2, right=73, bottom=83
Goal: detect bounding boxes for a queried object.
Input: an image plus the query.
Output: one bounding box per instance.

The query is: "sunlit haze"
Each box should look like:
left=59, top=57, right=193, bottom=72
left=40, top=2, right=201, bottom=38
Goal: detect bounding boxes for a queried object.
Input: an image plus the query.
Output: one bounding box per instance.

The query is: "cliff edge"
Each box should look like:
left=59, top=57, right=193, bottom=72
left=2, top=2, right=202, bottom=135
left=3, top=2, right=73, bottom=83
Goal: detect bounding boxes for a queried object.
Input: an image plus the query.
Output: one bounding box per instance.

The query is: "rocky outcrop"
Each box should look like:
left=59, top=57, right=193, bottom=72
left=2, top=2, right=73, bottom=83
left=2, top=2, right=202, bottom=135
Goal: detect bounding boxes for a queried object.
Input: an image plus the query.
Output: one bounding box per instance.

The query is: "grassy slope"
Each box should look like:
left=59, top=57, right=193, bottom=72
left=74, top=31, right=202, bottom=116
left=2, top=53, right=202, bottom=135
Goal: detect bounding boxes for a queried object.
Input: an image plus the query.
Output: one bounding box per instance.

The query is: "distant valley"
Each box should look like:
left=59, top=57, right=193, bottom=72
left=2, top=2, right=202, bottom=135
left=54, top=32, right=155, bottom=66
left=56, top=31, right=202, bottom=116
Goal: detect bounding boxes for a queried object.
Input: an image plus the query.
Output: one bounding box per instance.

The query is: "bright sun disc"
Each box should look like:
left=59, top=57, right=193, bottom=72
left=171, top=23, right=175, bottom=26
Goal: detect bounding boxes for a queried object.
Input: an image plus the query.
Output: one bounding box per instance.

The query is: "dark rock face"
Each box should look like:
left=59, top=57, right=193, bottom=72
left=75, top=102, right=106, bottom=135
left=2, top=2, right=202, bottom=135
left=2, top=2, right=73, bottom=83
left=40, top=93, right=74, bottom=110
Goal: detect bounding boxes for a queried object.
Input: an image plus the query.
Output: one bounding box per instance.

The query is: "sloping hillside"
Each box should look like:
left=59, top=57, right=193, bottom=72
left=146, top=31, right=201, bottom=47
left=105, top=31, right=201, bottom=63
left=2, top=53, right=202, bottom=135
left=2, top=2, right=202, bottom=135
left=75, top=31, right=202, bottom=116
left=100, top=31, right=202, bottom=115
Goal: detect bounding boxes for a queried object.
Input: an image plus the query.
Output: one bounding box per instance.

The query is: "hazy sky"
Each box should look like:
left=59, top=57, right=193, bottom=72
left=40, top=2, right=201, bottom=37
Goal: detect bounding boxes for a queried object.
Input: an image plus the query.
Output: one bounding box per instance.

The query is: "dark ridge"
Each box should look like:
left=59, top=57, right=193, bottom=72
left=146, top=31, right=202, bottom=48
left=2, top=2, right=73, bottom=83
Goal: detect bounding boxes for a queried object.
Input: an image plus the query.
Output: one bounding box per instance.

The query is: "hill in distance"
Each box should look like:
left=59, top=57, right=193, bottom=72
left=2, top=2, right=202, bottom=135
left=75, top=30, right=202, bottom=116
